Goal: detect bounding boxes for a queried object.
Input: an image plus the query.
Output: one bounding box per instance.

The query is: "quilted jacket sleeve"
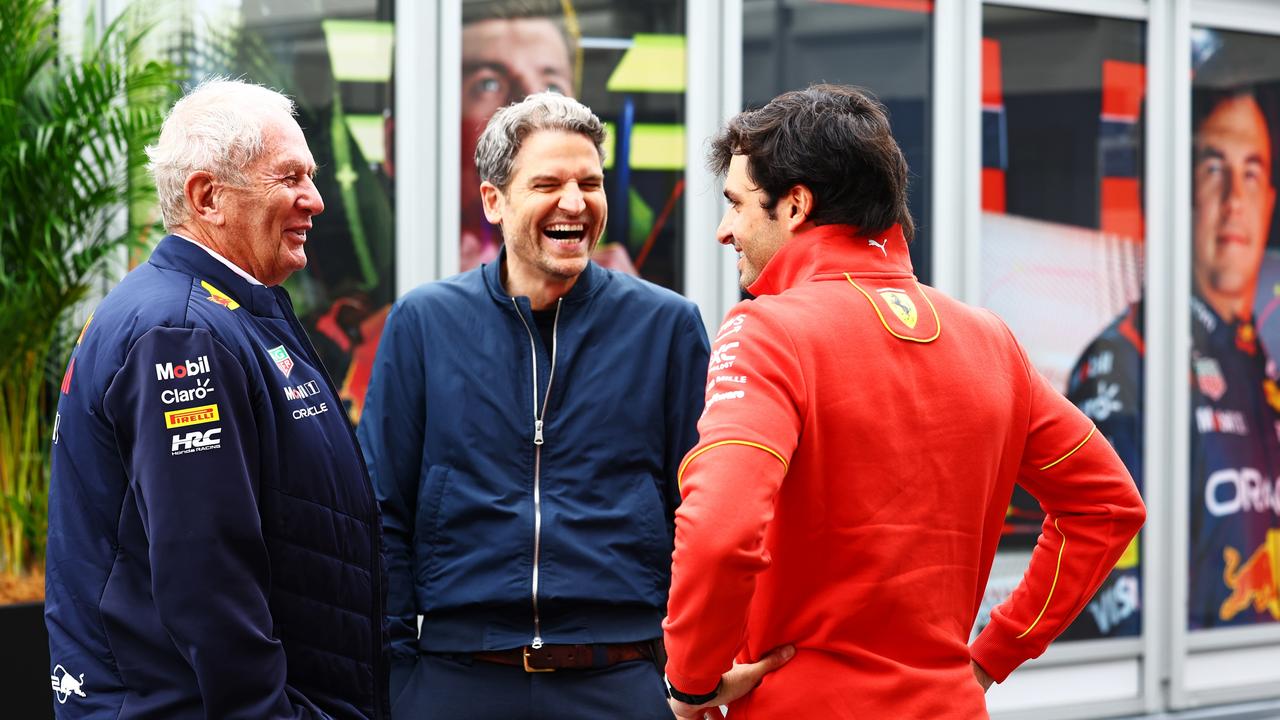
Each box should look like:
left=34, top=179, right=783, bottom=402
left=103, top=326, right=332, bottom=719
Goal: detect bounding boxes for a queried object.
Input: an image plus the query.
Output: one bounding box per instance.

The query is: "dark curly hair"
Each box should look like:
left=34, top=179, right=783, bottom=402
left=709, top=83, right=914, bottom=241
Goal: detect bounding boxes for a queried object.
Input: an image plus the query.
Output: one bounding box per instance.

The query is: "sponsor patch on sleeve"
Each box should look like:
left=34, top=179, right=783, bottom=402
left=267, top=345, right=294, bottom=378
left=164, top=403, right=220, bottom=429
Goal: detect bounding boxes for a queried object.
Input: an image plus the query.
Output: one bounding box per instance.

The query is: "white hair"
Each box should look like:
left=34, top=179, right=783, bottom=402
left=146, top=78, right=297, bottom=230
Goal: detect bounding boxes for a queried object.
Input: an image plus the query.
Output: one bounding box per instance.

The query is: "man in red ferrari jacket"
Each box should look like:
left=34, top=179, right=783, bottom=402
left=662, top=84, right=1146, bottom=719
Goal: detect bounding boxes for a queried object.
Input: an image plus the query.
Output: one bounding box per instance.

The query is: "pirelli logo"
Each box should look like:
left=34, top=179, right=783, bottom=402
left=164, top=403, right=220, bottom=429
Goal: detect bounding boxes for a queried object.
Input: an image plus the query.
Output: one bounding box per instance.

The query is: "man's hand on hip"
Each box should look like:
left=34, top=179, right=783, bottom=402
left=971, top=660, right=994, bottom=692
left=669, top=645, right=796, bottom=719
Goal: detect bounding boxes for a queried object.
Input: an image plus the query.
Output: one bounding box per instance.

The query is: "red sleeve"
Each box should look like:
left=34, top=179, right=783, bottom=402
left=970, top=349, right=1145, bottom=682
left=663, top=304, right=801, bottom=695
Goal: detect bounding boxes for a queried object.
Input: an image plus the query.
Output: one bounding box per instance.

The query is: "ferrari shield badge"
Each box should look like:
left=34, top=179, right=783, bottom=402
left=877, top=288, right=918, bottom=329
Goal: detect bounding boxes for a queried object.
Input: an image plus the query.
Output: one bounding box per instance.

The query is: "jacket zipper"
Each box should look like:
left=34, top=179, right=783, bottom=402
left=513, top=297, right=562, bottom=649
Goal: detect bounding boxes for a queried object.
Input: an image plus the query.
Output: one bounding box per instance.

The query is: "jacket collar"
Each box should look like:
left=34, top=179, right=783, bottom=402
left=148, top=235, right=286, bottom=318
left=481, top=244, right=608, bottom=307
left=747, top=224, right=913, bottom=297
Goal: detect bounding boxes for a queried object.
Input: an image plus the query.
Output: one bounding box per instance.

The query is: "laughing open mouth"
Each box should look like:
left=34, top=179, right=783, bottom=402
left=544, top=223, right=586, bottom=242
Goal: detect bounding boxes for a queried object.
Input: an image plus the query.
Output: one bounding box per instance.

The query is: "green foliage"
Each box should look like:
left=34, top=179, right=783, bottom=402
left=0, top=0, right=180, bottom=579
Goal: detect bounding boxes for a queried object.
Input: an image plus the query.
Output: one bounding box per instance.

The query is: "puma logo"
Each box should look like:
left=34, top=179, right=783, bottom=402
left=867, top=238, right=887, bottom=256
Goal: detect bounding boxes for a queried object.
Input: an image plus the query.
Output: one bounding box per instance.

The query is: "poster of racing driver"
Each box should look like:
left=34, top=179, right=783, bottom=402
left=1068, top=31, right=1280, bottom=631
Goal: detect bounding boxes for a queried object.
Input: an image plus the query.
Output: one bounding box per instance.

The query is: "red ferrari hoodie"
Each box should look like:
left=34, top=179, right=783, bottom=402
left=663, top=224, right=1144, bottom=719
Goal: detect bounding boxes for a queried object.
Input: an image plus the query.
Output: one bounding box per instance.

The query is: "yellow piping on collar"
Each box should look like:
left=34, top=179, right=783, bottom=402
left=845, top=275, right=941, bottom=343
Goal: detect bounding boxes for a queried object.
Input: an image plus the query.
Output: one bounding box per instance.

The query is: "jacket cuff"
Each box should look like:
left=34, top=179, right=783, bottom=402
left=663, top=666, right=723, bottom=698
left=969, top=625, right=1031, bottom=683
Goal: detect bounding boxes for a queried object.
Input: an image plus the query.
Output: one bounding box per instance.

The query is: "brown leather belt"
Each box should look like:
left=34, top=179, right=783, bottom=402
left=472, top=642, right=654, bottom=672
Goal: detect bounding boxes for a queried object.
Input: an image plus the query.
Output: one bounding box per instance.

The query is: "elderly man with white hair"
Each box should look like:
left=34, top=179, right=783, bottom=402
left=45, top=78, right=389, bottom=719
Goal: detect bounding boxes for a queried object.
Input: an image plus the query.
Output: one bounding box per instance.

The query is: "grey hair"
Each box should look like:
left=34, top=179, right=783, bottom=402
left=145, top=78, right=297, bottom=230
left=475, top=92, right=607, bottom=190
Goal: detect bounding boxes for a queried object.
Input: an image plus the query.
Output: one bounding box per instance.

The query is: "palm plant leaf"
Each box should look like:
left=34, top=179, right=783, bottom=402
left=0, top=0, right=179, bottom=579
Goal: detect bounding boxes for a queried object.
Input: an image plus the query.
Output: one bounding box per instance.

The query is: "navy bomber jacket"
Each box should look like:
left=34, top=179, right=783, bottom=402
left=45, top=236, right=388, bottom=719
left=358, top=249, right=710, bottom=694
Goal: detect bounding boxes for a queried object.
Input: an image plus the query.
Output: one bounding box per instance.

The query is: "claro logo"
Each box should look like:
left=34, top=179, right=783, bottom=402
left=155, top=356, right=210, bottom=381
left=1206, top=468, right=1280, bottom=517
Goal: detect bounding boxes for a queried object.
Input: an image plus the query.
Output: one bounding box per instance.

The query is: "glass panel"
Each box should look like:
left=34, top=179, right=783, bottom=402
left=742, top=0, right=933, bottom=283
left=460, top=0, right=688, bottom=292
left=977, top=6, right=1146, bottom=641
left=1187, top=28, right=1280, bottom=632
left=173, top=0, right=396, bottom=424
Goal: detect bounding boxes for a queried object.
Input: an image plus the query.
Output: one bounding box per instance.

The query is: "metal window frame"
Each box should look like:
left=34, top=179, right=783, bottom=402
left=1146, top=0, right=1185, bottom=713
left=685, top=0, right=744, bottom=332
left=1172, top=0, right=1280, bottom=710
left=397, top=0, right=736, bottom=332
left=392, top=0, right=1280, bottom=715
left=947, top=1, right=1158, bottom=717
left=394, top=0, right=449, bottom=292
left=957, top=0, right=1280, bottom=715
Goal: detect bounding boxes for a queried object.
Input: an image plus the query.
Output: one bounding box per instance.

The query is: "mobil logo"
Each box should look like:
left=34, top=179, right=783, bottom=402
left=155, top=355, right=211, bottom=381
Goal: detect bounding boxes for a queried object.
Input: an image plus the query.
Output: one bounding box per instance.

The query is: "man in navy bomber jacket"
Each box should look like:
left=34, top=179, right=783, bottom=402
left=45, top=79, right=388, bottom=719
left=358, top=93, right=710, bottom=718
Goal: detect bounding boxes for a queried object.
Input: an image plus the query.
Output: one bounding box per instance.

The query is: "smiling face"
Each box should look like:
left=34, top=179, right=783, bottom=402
left=717, top=154, right=789, bottom=290
left=1192, top=94, right=1276, bottom=320
left=481, top=129, right=605, bottom=303
left=216, top=112, right=323, bottom=286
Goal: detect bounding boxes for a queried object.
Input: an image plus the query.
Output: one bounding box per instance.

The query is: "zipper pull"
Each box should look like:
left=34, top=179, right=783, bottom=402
left=534, top=419, right=544, bottom=446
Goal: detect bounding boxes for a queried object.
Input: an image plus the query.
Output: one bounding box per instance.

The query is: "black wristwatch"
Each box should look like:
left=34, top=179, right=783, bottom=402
left=666, top=678, right=722, bottom=705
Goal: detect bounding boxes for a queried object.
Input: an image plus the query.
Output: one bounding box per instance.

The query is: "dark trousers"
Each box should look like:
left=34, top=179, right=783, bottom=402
left=391, top=653, right=675, bottom=719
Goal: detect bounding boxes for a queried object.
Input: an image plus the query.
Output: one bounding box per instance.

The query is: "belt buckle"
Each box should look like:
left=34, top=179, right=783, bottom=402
left=522, top=646, right=555, bottom=673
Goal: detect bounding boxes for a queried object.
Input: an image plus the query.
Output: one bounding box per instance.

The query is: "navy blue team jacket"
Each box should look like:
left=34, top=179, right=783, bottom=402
left=45, top=236, right=388, bottom=719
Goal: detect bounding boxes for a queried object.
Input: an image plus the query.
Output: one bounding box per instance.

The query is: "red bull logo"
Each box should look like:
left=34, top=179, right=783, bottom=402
left=60, top=357, right=75, bottom=395
left=200, top=280, right=240, bottom=310
left=1220, top=529, right=1280, bottom=622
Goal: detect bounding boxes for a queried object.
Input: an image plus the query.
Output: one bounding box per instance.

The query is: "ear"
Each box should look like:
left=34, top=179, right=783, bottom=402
left=781, top=184, right=815, bottom=232
left=185, top=171, right=223, bottom=226
left=480, top=181, right=505, bottom=225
